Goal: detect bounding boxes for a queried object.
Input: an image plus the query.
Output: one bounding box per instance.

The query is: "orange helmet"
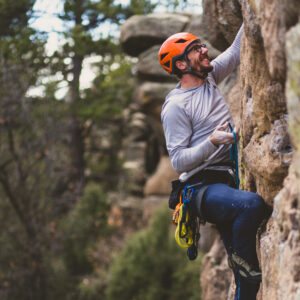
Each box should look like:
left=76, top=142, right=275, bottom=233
left=158, top=32, right=200, bottom=74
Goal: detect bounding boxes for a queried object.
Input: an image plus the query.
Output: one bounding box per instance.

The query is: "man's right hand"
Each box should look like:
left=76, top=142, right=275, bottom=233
left=209, top=122, right=235, bottom=146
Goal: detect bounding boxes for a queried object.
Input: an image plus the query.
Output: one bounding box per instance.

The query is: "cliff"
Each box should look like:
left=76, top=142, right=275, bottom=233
left=119, top=1, right=300, bottom=299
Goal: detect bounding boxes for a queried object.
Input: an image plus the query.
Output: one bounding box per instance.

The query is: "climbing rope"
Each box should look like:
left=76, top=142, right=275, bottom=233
left=229, top=122, right=239, bottom=190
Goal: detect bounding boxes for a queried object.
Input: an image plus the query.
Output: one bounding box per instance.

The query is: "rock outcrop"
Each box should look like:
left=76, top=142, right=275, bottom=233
left=119, top=2, right=300, bottom=299
left=120, top=13, right=190, bottom=56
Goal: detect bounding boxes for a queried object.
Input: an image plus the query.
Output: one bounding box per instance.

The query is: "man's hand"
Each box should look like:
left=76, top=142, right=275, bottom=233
left=209, top=122, right=238, bottom=146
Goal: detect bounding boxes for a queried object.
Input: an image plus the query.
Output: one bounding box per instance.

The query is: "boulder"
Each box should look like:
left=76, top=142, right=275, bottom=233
left=144, top=156, right=178, bottom=196
left=120, top=13, right=190, bottom=56
left=133, top=81, right=176, bottom=117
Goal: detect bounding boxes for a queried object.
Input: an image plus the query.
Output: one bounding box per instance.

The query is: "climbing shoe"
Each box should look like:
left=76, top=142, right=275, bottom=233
left=228, top=253, right=262, bottom=283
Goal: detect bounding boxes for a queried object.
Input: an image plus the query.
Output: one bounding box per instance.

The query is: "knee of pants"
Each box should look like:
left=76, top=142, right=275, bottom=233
left=246, top=194, right=266, bottom=220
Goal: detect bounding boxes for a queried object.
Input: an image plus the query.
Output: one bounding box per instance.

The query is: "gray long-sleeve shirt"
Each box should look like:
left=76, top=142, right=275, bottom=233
left=161, top=25, right=243, bottom=182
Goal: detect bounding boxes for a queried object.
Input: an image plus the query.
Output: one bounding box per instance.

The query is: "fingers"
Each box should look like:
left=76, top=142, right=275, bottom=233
left=210, top=131, right=234, bottom=145
left=223, top=132, right=234, bottom=144
left=211, top=122, right=240, bottom=145
left=216, top=122, right=229, bottom=131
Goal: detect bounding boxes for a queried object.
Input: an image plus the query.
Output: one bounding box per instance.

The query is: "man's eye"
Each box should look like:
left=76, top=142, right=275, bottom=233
left=189, top=45, right=200, bottom=52
left=187, top=44, right=204, bottom=54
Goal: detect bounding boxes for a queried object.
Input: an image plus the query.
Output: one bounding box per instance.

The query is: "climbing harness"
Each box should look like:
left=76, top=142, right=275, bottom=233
left=173, top=184, right=201, bottom=260
left=229, top=122, right=239, bottom=189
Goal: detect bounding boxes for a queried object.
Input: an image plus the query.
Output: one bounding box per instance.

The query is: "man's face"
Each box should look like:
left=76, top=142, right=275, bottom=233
left=186, top=42, right=213, bottom=73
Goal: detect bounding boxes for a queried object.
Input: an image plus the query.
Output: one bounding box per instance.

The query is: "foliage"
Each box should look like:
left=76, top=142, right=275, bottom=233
left=105, top=204, right=202, bottom=300
left=62, top=183, right=112, bottom=276
left=0, top=0, right=35, bottom=36
left=81, top=57, right=135, bottom=120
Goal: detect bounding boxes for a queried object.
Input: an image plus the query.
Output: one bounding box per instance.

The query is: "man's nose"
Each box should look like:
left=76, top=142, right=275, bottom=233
left=201, top=47, right=208, bottom=55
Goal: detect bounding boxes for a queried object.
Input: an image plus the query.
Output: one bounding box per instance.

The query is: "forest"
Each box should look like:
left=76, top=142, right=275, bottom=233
left=0, top=0, right=202, bottom=299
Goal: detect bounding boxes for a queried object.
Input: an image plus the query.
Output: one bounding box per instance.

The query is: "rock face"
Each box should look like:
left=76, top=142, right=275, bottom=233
left=119, top=2, right=300, bottom=299
left=259, top=18, right=300, bottom=300
left=202, top=0, right=243, bottom=50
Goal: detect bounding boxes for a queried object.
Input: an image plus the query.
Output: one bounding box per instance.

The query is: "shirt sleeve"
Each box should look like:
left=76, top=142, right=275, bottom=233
left=161, top=101, right=218, bottom=174
left=211, top=24, right=243, bottom=85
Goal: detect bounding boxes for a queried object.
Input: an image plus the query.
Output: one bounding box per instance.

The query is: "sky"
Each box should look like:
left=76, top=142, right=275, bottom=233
left=28, top=0, right=203, bottom=98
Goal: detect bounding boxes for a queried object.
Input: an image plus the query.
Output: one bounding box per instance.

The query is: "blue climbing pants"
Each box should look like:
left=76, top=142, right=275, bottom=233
left=200, top=183, right=267, bottom=300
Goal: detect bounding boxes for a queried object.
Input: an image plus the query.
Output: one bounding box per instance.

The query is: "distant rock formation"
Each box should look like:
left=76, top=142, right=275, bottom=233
left=119, top=1, right=300, bottom=299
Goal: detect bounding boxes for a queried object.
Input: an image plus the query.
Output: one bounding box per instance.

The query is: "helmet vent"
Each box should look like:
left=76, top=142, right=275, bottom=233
left=160, top=53, right=168, bottom=60
left=175, top=39, right=187, bottom=43
left=163, top=61, right=170, bottom=68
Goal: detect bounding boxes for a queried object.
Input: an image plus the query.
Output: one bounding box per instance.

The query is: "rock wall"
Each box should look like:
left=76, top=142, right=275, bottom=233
left=238, top=1, right=300, bottom=299
left=119, top=1, right=300, bottom=299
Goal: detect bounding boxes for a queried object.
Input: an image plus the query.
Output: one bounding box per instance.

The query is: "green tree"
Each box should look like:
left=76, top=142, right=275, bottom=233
left=0, top=0, right=199, bottom=299
left=49, top=0, right=157, bottom=198
left=0, top=1, right=51, bottom=297
left=106, top=204, right=202, bottom=300
left=0, top=0, right=35, bottom=36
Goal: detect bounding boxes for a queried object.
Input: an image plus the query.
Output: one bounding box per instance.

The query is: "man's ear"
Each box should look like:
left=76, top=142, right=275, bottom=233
left=175, top=60, right=187, bottom=72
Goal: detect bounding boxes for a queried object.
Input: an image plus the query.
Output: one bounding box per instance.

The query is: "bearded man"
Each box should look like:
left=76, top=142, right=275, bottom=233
left=159, top=25, right=268, bottom=300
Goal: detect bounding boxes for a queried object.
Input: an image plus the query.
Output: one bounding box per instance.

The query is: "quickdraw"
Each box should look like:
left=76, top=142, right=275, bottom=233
left=173, top=184, right=200, bottom=260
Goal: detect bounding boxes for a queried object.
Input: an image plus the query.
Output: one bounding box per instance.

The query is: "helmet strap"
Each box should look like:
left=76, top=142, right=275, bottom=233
left=182, top=55, right=208, bottom=80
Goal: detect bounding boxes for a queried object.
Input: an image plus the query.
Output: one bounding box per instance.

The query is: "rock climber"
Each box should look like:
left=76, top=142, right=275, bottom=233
left=159, top=24, right=269, bottom=300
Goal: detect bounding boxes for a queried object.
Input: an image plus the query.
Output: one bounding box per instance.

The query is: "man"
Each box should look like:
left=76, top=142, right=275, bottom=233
left=159, top=25, right=268, bottom=300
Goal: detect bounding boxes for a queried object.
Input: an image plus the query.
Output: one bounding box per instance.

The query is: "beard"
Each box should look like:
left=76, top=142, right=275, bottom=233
left=194, top=56, right=214, bottom=73
left=200, top=64, right=214, bottom=73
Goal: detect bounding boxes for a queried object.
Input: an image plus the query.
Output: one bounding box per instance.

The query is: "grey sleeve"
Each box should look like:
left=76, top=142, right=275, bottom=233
left=211, top=24, right=243, bottom=84
left=161, top=102, right=218, bottom=174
